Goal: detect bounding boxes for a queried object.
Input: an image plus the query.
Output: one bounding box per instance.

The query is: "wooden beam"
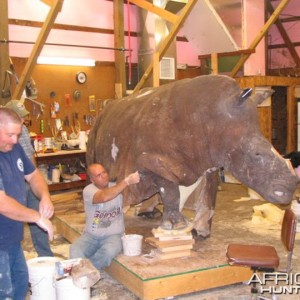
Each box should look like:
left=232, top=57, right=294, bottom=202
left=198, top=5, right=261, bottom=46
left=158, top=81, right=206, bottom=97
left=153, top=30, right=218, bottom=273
left=280, top=16, right=300, bottom=23
left=230, top=0, right=291, bottom=78
left=198, top=49, right=255, bottom=59
left=286, top=85, right=296, bottom=153
left=8, top=19, right=192, bottom=43
left=12, top=0, right=63, bottom=100
left=129, top=0, right=179, bottom=24
left=153, top=52, right=160, bottom=87
left=269, top=41, right=300, bottom=49
left=266, top=0, right=300, bottom=67
left=133, top=0, right=197, bottom=93
left=114, top=0, right=126, bottom=98
left=211, top=53, right=218, bottom=74
left=0, top=0, right=10, bottom=105
left=40, top=0, right=56, bottom=6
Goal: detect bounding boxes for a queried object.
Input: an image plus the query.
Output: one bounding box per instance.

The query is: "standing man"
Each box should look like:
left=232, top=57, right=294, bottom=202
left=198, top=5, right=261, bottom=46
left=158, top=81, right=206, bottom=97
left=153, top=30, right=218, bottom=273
left=0, top=107, right=53, bottom=300
left=5, top=100, right=54, bottom=257
left=70, top=163, right=140, bottom=269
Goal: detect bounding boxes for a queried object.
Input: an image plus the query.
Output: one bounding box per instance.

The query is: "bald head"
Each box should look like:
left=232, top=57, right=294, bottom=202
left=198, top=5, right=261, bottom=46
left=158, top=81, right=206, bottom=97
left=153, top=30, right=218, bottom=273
left=87, top=163, right=109, bottom=188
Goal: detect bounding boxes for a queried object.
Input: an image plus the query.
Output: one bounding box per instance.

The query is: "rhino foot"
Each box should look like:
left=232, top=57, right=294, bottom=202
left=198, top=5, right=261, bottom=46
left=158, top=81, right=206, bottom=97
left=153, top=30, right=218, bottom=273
left=191, top=229, right=210, bottom=240
left=161, top=211, right=187, bottom=230
left=137, top=207, right=162, bottom=219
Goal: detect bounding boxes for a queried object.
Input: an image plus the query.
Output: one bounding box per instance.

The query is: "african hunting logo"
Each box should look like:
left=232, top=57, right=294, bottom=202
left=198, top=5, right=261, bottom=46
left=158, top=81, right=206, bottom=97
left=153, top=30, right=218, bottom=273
left=248, top=272, right=300, bottom=294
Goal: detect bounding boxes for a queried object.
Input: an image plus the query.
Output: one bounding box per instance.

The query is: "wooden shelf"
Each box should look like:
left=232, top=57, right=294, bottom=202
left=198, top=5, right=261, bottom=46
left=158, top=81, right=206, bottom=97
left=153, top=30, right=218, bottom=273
left=35, top=150, right=87, bottom=192
left=48, top=180, right=86, bottom=192
left=35, top=149, right=86, bottom=161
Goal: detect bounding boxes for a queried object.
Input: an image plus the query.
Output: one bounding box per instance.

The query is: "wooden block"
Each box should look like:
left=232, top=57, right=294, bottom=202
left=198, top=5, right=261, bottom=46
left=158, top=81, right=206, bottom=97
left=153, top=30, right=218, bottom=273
left=159, top=244, right=194, bottom=253
left=155, top=249, right=192, bottom=260
left=54, top=215, right=82, bottom=243
left=157, top=233, right=193, bottom=241
left=145, top=236, right=194, bottom=248
left=51, top=191, right=84, bottom=215
left=152, top=223, right=193, bottom=238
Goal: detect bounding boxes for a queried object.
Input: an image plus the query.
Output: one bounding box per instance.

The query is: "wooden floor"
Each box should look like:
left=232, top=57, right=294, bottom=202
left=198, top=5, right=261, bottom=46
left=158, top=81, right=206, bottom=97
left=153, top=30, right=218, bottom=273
left=53, top=183, right=283, bottom=300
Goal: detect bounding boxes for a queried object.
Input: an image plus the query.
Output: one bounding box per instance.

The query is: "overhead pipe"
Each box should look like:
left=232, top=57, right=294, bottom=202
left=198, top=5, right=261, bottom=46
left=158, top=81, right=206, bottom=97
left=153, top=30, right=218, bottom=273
left=0, top=39, right=131, bottom=52
left=126, top=0, right=132, bottom=85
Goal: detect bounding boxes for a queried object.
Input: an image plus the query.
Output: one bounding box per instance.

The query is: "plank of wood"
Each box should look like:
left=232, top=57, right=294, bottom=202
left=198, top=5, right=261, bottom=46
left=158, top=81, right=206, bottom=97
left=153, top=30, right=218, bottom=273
left=159, top=244, right=194, bottom=253
left=155, top=249, right=191, bottom=260
left=145, top=236, right=194, bottom=248
left=157, top=234, right=193, bottom=241
left=107, top=262, right=253, bottom=300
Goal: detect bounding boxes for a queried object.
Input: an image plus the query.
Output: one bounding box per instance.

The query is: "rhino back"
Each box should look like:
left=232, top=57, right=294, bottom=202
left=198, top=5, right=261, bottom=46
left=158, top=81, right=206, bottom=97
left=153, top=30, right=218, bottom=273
left=87, top=75, right=255, bottom=184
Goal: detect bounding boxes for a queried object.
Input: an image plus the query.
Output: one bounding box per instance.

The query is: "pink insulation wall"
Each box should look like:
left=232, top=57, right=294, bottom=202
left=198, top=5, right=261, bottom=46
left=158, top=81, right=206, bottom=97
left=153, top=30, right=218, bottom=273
left=7, top=0, right=300, bottom=72
left=243, top=0, right=265, bottom=75
left=8, top=0, right=199, bottom=66
left=268, top=0, right=300, bottom=69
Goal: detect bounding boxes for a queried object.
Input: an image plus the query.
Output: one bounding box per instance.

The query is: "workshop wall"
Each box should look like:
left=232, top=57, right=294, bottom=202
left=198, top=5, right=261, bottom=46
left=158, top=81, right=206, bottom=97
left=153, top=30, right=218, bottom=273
left=10, top=57, right=201, bottom=140
left=11, top=57, right=116, bottom=138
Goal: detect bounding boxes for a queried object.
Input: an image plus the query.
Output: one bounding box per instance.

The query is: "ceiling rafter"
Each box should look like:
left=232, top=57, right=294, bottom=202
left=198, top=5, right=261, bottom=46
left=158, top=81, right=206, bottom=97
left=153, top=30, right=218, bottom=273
left=132, top=0, right=197, bottom=92
left=12, top=0, right=63, bottom=100
left=230, top=0, right=291, bottom=77
left=266, top=0, right=300, bottom=67
left=129, top=0, right=179, bottom=24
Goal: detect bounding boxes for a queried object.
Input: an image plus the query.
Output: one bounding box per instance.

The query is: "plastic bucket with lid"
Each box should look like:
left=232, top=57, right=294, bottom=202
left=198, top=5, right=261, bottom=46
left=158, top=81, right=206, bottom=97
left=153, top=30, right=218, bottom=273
left=55, top=277, right=90, bottom=300
left=291, top=200, right=300, bottom=232
left=121, top=234, right=143, bottom=256
left=27, top=256, right=59, bottom=300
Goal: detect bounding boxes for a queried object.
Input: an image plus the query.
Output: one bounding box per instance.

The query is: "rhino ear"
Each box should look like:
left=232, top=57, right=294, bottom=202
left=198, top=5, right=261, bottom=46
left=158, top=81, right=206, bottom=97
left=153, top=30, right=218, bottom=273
left=238, top=88, right=252, bottom=105
left=252, top=89, right=274, bottom=106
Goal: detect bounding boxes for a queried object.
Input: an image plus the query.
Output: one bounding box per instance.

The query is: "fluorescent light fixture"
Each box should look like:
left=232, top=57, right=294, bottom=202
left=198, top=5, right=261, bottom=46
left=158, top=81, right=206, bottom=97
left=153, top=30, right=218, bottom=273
left=37, top=56, right=96, bottom=66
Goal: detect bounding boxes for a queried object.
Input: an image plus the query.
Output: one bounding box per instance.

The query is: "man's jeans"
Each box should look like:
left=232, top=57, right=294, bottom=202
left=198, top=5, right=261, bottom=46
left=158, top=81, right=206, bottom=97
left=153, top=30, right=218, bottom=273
left=0, top=245, right=28, bottom=300
left=26, top=184, right=53, bottom=257
left=70, top=232, right=123, bottom=269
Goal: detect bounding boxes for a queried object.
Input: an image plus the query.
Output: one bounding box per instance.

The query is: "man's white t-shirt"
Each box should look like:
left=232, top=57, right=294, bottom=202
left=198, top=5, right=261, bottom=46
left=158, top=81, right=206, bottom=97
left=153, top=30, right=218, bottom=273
left=83, top=182, right=125, bottom=237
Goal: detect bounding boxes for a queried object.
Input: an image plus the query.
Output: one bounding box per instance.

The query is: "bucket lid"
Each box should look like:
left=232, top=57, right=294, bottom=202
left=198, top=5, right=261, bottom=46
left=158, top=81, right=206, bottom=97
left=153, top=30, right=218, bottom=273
left=27, top=257, right=60, bottom=270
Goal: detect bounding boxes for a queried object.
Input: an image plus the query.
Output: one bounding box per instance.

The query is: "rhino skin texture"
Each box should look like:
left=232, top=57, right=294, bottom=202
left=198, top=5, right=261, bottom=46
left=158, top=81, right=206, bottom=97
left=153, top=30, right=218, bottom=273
left=86, top=74, right=299, bottom=238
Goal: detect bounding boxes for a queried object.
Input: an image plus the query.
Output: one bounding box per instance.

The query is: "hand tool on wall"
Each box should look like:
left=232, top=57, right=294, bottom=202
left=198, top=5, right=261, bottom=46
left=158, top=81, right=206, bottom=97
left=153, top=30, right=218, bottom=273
left=72, top=113, right=76, bottom=126
left=65, top=94, right=71, bottom=107
left=9, top=57, right=19, bottom=85
left=64, top=116, right=70, bottom=127
left=1, top=71, right=11, bottom=98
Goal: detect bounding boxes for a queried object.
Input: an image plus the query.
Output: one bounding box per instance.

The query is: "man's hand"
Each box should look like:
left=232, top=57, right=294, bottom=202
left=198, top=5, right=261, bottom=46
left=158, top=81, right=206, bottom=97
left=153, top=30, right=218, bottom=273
left=36, top=216, right=54, bottom=241
left=39, top=197, right=54, bottom=219
left=125, top=171, right=140, bottom=186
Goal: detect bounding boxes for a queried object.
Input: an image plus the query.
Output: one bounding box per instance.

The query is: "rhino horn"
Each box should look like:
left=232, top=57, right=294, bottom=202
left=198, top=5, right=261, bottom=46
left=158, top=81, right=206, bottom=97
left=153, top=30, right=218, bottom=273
left=252, top=89, right=275, bottom=106
left=238, top=88, right=252, bottom=105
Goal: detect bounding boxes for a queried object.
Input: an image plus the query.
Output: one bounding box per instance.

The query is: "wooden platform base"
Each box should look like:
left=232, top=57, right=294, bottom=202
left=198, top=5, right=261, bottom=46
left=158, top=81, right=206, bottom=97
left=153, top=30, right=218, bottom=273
left=54, top=192, right=253, bottom=300
left=107, top=258, right=252, bottom=300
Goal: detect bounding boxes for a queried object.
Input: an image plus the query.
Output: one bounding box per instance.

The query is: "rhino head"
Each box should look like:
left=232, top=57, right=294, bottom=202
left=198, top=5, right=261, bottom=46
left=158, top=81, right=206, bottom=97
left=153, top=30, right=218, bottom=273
left=219, top=88, right=299, bottom=204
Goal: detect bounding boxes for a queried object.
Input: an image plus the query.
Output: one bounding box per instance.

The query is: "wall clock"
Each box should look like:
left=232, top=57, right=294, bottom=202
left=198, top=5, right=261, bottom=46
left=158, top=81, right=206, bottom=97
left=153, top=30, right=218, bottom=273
left=76, top=72, right=87, bottom=84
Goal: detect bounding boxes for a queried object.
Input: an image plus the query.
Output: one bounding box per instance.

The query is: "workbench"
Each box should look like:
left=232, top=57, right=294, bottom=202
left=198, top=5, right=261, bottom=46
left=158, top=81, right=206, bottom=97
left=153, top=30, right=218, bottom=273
left=35, top=149, right=87, bottom=192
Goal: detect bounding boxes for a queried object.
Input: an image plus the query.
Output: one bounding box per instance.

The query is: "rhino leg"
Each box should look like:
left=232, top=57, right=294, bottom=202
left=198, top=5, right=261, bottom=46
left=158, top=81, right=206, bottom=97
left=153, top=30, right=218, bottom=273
left=155, top=178, right=187, bottom=230
left=192, top=170, right=219, bottom=239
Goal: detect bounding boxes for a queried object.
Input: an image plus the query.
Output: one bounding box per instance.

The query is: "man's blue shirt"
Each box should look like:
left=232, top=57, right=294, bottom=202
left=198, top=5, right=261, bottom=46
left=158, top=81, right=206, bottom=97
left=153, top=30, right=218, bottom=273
left=0, top=144, right=35, bottom=249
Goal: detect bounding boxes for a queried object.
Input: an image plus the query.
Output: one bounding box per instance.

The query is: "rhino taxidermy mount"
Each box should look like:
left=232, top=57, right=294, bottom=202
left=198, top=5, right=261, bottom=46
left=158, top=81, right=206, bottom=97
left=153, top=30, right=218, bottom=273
left=86, top=75, right=299, bottom=238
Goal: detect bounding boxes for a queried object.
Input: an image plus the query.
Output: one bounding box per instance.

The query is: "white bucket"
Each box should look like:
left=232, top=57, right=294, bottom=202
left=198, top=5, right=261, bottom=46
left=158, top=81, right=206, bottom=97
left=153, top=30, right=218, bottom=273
left=121, top=234, right=143, bottom=256
left=27, top=256, right=59, bottom=300
left=78, top=131, right=87, bottom=150
left=55, top=277, right=90, bottom=300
